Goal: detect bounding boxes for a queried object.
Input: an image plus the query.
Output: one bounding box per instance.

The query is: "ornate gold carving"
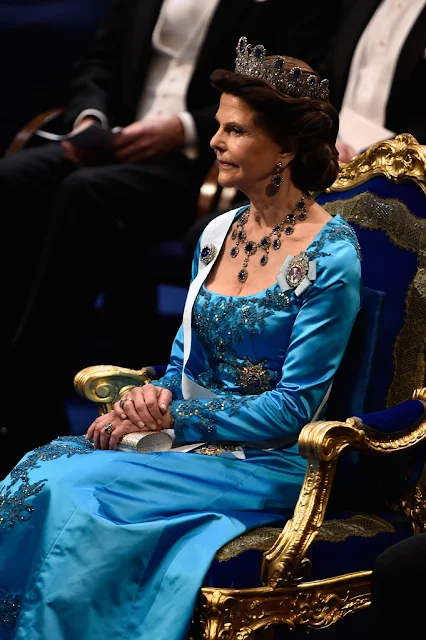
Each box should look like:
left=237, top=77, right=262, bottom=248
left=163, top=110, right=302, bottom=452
left=413, top=388, right=426, bottom=402
left=361, top=421, right=426, bottom=453
left=260, top=411, right=426, bottom=587
left=353, top=398, right=426, bottom=454
left=324, top=192, right=426, bottom=407
left=194, top=590, right=237, bottom=640
left=197, top=574, right=371, bottom=638
left=397, top=397, right=426, bottom=533
left=398, top=484, right=426, bottom=535
left=73, top=364, right=157, bottom=414
left=332, top=134, right=426, bottom=194
left=297, top=419, right=365, bottom=461
left=261, top=459, right=333, bottom=587
left=261, top=420, right=364, bottom=587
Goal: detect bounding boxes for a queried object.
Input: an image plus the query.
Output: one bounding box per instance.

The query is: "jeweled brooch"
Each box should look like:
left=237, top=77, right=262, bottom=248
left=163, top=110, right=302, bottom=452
left=237, top=358, right=274, bottom=394
left=276, top=252, right=316, bottom=296
left=200, top=244, right=217, bottom=265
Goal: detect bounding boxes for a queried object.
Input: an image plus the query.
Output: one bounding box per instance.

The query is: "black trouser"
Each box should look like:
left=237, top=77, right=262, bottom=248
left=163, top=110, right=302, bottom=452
left=371, top=533, right=426, bottom=639
left=0, top=143, right=200, bottom=477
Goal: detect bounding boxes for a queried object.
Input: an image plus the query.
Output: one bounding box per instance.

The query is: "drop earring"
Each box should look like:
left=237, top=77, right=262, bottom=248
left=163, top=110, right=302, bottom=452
left=270, top=161, right=283, bottom=188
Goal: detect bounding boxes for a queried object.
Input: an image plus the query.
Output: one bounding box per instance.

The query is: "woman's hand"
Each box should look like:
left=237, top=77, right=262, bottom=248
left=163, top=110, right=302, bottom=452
left=113, top=384, right=173, bottom=432
left=85, top=411, right=150, bottom=450
left=85, top=385, right=174, bottom=450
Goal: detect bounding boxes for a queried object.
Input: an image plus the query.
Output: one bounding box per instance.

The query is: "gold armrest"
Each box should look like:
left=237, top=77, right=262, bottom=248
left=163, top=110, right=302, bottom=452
left=73, top=364, right=158, bottom=415
left=262, top=388, right=426, bottom=588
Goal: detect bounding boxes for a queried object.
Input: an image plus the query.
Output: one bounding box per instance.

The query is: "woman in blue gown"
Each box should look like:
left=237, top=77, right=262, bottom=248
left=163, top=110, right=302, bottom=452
left=0, top=38, right=361, bottom=639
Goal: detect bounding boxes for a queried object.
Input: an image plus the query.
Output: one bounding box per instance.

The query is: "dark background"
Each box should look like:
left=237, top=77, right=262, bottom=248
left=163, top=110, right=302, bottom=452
left=0, top=0, right=112, bottom=156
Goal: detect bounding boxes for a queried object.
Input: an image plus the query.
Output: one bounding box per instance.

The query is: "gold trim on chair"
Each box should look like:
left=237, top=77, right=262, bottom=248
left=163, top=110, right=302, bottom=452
left=332, top=133, right=426, bottom=195
left=261, top=400, right=426, bottom=589
left=73, top=364, right=157, bottom=414
left=261, top=419, right=365, bottom=588
left=195, top=573, right=371, bottom=638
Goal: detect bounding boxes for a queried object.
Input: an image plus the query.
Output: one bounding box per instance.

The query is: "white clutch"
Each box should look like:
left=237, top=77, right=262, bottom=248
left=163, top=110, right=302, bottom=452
left=117, top=429, right=175, bottom=453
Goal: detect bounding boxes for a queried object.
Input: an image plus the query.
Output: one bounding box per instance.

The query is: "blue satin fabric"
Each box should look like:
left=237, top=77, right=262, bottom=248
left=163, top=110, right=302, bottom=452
left=0, top=214, right=361, bottom=640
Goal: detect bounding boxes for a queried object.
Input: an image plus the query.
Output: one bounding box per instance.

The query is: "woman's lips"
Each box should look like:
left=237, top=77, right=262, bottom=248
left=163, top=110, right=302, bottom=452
left=217, top=160, right=236, bottom=167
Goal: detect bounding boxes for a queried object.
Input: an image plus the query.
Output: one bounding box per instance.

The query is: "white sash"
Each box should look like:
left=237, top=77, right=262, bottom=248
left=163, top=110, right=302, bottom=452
left=182, top=207, right=241, bottom=399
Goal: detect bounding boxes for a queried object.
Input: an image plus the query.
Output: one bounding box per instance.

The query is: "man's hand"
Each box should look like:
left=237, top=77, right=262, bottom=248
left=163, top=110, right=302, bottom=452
left=112, top=116, right=185, bottom=163
left=336, top=139, right=357, bottom=164
left=61, top=116, right=103, bottom=166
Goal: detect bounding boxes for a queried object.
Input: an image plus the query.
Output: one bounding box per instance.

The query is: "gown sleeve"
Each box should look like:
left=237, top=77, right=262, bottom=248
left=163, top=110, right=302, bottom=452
left=170, top=240, right=361, bottom=443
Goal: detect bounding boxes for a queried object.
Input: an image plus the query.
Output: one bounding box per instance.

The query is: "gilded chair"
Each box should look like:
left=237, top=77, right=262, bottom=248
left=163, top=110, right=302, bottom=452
left=74, top=133, right=426, bottom=639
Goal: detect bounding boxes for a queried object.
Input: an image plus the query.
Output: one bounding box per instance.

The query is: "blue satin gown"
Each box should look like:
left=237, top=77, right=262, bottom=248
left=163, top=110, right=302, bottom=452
left=0, top=213, right=361, bottom=640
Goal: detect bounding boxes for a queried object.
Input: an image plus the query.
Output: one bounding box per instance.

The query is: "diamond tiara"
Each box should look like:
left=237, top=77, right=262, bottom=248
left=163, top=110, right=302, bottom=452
left=234, top=36, right=330, bottom=101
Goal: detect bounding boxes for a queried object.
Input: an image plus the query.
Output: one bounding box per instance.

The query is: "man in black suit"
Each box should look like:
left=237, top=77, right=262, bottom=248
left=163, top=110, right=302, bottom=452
left=3, top=0, right=342, bottom=349
left=371, top=532, right=426, bottom=639
left=327, top=0, right=426, bottom=160
left=0, top=0, right=342, bottom=475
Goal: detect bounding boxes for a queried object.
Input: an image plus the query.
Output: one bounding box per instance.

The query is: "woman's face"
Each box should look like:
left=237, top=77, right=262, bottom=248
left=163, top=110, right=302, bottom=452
left=210, top=93, right=283, bottom=195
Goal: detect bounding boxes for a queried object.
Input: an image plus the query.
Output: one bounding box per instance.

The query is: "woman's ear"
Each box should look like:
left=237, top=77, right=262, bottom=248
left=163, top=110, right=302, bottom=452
left=278, top=150, right=295, bottom=168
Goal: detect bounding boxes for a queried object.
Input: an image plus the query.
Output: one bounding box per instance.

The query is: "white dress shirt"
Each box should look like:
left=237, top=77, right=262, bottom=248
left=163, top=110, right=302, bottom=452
left=75, top=0, right=220, bottom=150
left=339, top=0, right=426, bottom=151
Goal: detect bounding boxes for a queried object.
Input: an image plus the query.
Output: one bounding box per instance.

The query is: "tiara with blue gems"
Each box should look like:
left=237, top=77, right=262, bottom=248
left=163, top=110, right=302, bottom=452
left=234, top=36, right=330, bottom=101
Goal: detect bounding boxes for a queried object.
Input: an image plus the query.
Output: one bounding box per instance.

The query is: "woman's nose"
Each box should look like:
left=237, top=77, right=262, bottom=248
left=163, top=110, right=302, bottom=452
left=210, top=128, right=223, bottom=150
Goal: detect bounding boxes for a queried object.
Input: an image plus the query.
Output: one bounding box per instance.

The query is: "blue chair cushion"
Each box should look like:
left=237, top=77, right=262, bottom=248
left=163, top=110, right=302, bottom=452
left=359, top=398, right=426, bottom=433
left=318, top=177, right=424, bottom=412
left=326, top=286, right=385, bottom=420
left=329, top=399, right=426, bottom=511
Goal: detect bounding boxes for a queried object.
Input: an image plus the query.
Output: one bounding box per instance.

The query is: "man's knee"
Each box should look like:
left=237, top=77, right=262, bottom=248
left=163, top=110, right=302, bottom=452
left=59, top=166, right=100, bottom=195
left=54, top=166, right=108, bottom=218
left=0, top=149, right=37, bottom=185
left=374, top=534, right=426, bottom=583
left=0, top=144, right=69, bottom=191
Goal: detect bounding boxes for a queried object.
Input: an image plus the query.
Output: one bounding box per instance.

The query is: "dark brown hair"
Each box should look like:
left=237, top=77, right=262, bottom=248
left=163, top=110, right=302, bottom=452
left=210, top=57, right=339, bottom=193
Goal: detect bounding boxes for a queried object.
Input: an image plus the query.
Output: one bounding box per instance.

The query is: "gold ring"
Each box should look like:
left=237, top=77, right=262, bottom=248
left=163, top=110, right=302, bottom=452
left=119, top=397, right=132, bottom=410
left=103, top=423, right=113, bottom=435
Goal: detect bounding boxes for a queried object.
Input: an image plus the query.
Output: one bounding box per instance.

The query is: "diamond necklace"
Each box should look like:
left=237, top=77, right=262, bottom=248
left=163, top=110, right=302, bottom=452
left=230, top=192, right=311, bottom=283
